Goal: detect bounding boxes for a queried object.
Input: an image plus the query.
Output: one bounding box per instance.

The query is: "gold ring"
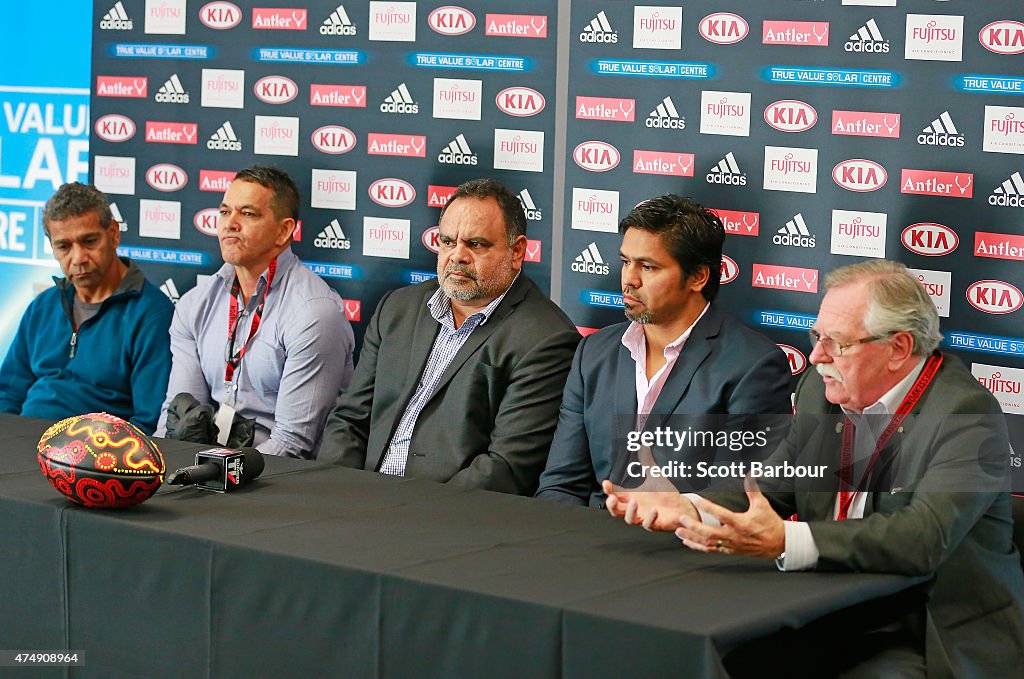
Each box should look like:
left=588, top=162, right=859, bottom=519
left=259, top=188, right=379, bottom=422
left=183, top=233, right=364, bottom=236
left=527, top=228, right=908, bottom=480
left=716, top=539, right=723, bottom=549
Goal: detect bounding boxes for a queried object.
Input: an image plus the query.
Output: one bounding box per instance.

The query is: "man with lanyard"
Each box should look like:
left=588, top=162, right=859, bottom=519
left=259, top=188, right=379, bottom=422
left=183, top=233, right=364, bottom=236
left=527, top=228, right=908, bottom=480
left=319, top=178, right=580, bottom=494
left=535, top=195, right=792, bottom=506
left=156, top=166, right=354, bottom=459
left=602, top=260, right=1024, bottom=676
left=0, top=182, right=172, bottom=433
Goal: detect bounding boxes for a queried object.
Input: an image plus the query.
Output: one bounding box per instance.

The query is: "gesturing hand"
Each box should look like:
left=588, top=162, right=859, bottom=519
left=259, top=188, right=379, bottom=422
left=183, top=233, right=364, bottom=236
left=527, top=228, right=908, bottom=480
left=673, top=476, right=785, bottom=558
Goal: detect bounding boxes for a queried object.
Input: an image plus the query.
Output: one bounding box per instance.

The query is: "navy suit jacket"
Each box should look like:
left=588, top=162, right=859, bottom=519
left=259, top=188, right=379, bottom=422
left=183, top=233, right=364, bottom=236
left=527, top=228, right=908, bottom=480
left=535, top=305, right=792, bottom=506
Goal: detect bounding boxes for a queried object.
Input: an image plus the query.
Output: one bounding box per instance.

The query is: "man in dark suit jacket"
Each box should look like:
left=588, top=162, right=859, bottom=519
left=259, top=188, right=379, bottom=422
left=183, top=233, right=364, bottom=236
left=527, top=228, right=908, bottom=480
left=319, top=179, right=580, bottom=495
left=536, top=195, right=792, bottom=507
left=604, top=260, right=1024, bottom=677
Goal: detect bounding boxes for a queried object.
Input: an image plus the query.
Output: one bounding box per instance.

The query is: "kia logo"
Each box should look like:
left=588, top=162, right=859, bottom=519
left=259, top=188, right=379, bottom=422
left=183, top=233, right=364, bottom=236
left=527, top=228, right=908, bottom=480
left=146, top=163, right=187, bottom=192
left=966, top=280, right=1023, bottom=314
left=720, top=254, right=738, bottom=284
left=832, top=159, right=887, bottom=192
left=496, top=86, right=545, bottom=117
left=94, top=114, right=136, bottom=142
left=979, top=20, right=1024, bottom=55
left=199, top=1, right=242, bottom=29
left=573, top=140, right=620, bottom=172
left=901, top=223, right=958, bottom=256
left=428, top=6, right=475, bottom=36
left=700, top=12, right=748, bottom=45
left=764, top=100, right=817, bottom=132
left=311, top=125, right=356, bottom=154
left=193, top=208, right=219, bottom=236
left=369, top=178, right=416, bottom=208
left=778, top=344, right=807, bottom=375
left=254, top=75, right=297, bottom=104
left=422, top=226, right=440, bottom=253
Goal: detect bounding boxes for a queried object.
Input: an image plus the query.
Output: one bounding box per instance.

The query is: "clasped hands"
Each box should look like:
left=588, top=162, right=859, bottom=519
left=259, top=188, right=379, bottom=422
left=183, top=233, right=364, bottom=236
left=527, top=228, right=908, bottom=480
left=601, top=463, right=785, bottom=559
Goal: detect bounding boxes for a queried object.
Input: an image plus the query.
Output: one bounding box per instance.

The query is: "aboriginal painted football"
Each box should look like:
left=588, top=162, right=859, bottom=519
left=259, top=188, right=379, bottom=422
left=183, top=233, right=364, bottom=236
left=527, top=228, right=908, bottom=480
left=37, top=412, right=165, bottom=509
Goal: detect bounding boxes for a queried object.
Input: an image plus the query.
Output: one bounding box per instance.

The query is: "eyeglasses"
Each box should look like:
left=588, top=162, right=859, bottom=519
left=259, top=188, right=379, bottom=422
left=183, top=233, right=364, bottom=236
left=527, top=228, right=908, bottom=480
left=807, top=329, right=895, bottom=357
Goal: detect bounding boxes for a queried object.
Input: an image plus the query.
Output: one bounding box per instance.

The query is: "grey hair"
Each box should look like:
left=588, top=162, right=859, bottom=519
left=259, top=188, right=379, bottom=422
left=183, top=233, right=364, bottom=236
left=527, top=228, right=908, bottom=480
left=824, top=260, right=942, bottom=356
left=42, top=182, right=113, bottom=235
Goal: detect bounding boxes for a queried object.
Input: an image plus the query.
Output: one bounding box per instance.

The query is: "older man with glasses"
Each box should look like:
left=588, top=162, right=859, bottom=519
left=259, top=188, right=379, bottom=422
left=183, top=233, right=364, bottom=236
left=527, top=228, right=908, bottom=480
left=603, top=259, right=1024, bottom=677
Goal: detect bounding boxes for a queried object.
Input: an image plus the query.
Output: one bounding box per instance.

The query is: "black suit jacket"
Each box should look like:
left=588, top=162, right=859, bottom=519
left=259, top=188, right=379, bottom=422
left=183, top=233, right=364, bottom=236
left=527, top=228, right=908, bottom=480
left=319, top=275, right=580, bottom=495
left=708, top=354, right=1024, bottom=678
left=535, top=305, right=793, bottom=506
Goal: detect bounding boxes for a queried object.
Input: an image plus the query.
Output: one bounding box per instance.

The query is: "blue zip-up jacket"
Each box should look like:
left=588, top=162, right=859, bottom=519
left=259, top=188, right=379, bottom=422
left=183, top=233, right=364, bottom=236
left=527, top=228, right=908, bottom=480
left=0, top=259, right=173, bottom=433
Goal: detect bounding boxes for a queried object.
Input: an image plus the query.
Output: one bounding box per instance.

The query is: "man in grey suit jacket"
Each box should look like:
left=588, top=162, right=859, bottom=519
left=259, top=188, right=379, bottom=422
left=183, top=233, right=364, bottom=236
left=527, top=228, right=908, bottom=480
left=536, top=195, right=792, bottom=507
left=319, top=179, right=580, bottom=495
left=604, top=260, right=1024, bottom=677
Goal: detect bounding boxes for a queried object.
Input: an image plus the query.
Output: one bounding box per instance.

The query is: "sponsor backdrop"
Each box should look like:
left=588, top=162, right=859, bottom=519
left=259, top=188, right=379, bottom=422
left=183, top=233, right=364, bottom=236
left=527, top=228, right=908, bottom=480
left=85, top=1, right=1022, bottom=482
left=89, top=0, right=556, bottom=336
left=561, top=0, right=1024, bottom=482
left=0, top=4, right=92, bottom=359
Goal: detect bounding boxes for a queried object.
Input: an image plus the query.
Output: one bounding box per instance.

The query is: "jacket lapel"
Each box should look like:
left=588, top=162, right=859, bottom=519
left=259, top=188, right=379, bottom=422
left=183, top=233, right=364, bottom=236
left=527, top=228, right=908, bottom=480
left=648, top=305, right=719, bottom=417
left=608, top=339, right=639, bottom=484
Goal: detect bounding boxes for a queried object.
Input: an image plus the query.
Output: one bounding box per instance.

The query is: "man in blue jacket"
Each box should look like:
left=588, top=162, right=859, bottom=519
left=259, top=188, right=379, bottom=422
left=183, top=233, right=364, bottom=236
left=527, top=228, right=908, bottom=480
left=0, top=182, right=173, bottom=433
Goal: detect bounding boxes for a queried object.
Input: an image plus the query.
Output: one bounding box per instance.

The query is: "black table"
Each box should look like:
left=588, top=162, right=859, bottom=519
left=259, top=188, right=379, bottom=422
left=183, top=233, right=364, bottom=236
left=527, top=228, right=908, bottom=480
left=0, top=415, right=924, bottom=679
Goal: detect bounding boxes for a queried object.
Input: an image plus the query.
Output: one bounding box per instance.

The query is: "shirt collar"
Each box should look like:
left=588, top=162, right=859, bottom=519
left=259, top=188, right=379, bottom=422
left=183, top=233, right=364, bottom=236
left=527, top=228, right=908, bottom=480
left=427, top=271, right=520, bottom=328
left=621, top=302, right=711, bottom=360
left=215, top=246, right=297, bottom=292
left=842, top=356, right=927, bottom=419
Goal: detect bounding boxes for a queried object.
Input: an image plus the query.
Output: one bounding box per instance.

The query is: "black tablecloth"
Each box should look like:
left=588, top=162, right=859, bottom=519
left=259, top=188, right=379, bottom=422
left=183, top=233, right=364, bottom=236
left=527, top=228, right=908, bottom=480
left=0, top=414, right=924, bottom=679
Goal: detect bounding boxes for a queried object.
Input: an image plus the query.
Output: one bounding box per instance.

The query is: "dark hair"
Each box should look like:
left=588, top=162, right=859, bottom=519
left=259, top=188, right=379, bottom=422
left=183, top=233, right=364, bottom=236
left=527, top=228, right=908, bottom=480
left=440, top=178, right=526, bottom=245
left=42, top=182, right=113, bottom=235
left=618, top=195, right=725, bottom=302
left=233, top=165, right=300, bottom=220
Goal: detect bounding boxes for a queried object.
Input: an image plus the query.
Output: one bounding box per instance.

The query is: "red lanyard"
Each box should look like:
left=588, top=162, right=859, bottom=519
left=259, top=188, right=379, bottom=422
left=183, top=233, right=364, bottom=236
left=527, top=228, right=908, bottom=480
left=836, top=352, right=943, bottom=520
left=224, top=259, right=277, bottom=383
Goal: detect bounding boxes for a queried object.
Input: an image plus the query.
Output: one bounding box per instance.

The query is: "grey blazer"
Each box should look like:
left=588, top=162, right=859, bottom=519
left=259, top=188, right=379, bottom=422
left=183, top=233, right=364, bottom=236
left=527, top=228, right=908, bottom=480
left=319, top=275, right=580, bottom=495
left=535, top=305, right=793, bottom=506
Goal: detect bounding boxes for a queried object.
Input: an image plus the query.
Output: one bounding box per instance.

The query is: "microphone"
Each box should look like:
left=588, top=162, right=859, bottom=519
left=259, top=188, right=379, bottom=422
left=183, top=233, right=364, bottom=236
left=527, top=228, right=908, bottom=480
left=166, top=447, right=265, bottom=492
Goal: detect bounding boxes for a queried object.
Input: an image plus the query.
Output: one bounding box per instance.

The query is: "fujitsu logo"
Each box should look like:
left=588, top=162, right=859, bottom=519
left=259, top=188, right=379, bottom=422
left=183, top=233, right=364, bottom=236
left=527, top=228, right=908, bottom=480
left=913, top=272, right=946, bottom=300
left=439, top=84, right=476, bottom=103
left=149, top=3, right=182, bottom=19
left=720, top=255, right=738, bottom=284
left=496, top=87, right=544, bottom=117
left=429, top=6, right=475, bottom=35
left=315, top=175, right=351, bottom=193
left=375, top=6, right=411, bottom=25
left=194, top=208, right=219, bottom=236
left=976, top=370, right=1022, bottom=395
left=205, top=73, right=239, bottom=92
left=901, top=223, right=958, bottom=256
left=95, top=114, right=136, bottom=142
left=143, top=205, right=177, bottom=222
left=990, top=112, right=1024, bottom=137
left=200, top=2, right=241, bottom=29
left=700, top=13, right=748, bottom=45
left=966, top=280, right=1023, bottom=314
left=836, top=216, right=880, bottom=239
left=576, top=194, right=614, bottom=215
left=980, top=21, right=1024, bottom=55
left=912, top=21, right=957, bottom=43
left=369, top=178, right=415, bottom=207
left=259, top=121, right=294, bottom=140
left=146, top=164, right=187, bottom=192
left=764, top=100, right=816, bottom=132
left=770, top=153, right=811, bottom=175
left=254, top=76, right=297, bottom=104
left=639, top=12, right=676, bottom=32
left=367, top=225, right=406, bottom=240
left=706, top=98, right=745, bottom=119
left=833, top=159, right=887, bottom=192
left=498, top=135, right=538, bottom=156
left=574, top=141, right=619, bottom=172
left=312, top=125, right=356, bottom=154
left=99, top=164, right=130, bottom=178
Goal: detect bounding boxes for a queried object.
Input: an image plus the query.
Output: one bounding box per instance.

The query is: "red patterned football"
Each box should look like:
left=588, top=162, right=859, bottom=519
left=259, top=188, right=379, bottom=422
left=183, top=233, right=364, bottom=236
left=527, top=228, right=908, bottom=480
left=37, top=412, right=166, bottom=509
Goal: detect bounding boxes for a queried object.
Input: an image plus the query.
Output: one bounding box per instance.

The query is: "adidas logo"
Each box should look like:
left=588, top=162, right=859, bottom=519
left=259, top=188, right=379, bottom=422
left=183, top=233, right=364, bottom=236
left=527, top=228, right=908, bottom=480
left=572, top=242, right=610, bottom=275
left=437, top=134, right=478, bottom=165
left=155, top=74, right=189, bottom=104
left=517, top=189, right=542, bottom=221
left=706, top=152, right=747, bottom=186
left=773, top=213, right=816, bottom=248
left=380, top=83, right=418, bottom=114
left=100, top=1, right=133, bottom=30
left=314, top=219, right=351, bottom=249
left=110, top=203, right=127, bottom=232
left=160, top=279, right=180, bottom=304
left=990, top=171, right=1024, bottom=208
left=845, top=19, right=889, bottom=53
left=646, top=96, right=685, bottom=130
left=918, top=111, right=964, bottom=147
left=579, top=10, right=617, bottom=43
left=321, top=4, right=356, bottom=35
left=207, top=121, right=242, bottom=151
